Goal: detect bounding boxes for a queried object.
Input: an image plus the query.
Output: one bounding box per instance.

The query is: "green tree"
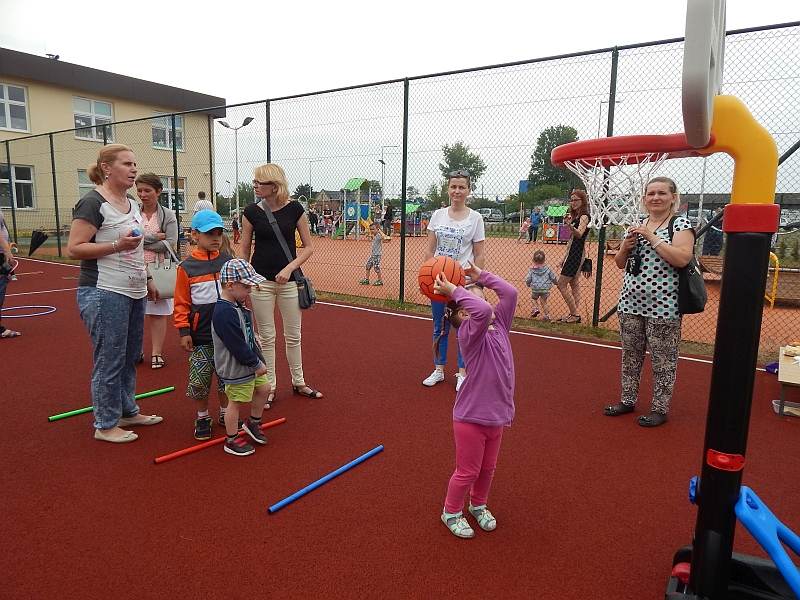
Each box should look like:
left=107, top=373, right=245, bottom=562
left=215, top=193, right=231, bottom=217
left=438, top=141, right=487, bottom=188
left=528, top=125, right=580, bottom=190
left=233, top=181, right=254, bottom=210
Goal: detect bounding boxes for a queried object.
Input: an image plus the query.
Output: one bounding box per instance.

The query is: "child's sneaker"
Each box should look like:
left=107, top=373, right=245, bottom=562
left=422, top=369, right=445, bottom=387
left=359, top=279, right=370, bottom=285
left=242, top=418, right=268, bottom=445
left=224, top=435, right=255, bottom=456
left=441, top=511, right=475, bottom=539
left=468, top=504, right=497, bottom=531
left=372, top=280, right=383, bottom=286
left=194, top=416, right=213, bottom=441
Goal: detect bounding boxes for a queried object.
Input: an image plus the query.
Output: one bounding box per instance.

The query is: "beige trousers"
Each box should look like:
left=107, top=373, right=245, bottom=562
left=250, top=280, right=305, bottom=390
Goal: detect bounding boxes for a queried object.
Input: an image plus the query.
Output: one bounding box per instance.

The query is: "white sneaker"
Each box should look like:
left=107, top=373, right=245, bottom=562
left=441, top=511, right=475, bottom=539
left=455, top=373, right=466, bottom=392
left=422, top=369, right=445, bottom=387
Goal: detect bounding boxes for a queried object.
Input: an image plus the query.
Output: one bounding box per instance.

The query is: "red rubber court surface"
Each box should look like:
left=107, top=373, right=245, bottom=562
left=3, top=258, right=799, bottom=599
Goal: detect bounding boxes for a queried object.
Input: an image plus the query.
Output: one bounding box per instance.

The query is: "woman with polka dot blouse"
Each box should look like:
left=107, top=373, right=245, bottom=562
left=603, top=177, right=695, bottom=427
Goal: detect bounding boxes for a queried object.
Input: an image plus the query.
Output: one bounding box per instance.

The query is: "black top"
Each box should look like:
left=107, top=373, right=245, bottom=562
left=560, top=214, right=589, bottom=277
left=243, top=200, right=305, bottom=282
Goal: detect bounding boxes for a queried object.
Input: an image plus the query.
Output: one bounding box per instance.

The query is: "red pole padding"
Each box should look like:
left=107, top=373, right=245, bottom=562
left=154, top=417, right=287, bottom=464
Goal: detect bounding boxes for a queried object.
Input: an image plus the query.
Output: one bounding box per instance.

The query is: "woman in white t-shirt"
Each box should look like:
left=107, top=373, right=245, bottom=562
left=422, top=169, right=486, bottom=391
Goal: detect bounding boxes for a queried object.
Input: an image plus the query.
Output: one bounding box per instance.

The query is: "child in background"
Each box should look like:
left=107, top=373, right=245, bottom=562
left=432, top=261, right=518, bottom=539
left=359, top=222, right=386, bottom=286
left=517, top=217, right=531, bottom=243
left=212, top=259, right=271, bottom=456
left=173, top=210, right=233, bottom=440
left=524, top=250, right=558, bottom=321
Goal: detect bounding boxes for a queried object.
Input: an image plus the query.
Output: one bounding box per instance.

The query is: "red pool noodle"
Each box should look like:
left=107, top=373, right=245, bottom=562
left=154, top=417, right=286, bottom=464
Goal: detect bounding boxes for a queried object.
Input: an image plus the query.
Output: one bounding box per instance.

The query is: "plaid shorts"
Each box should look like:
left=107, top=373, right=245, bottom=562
left=365, top=254, right=382, bottom=270
left=186, top=344, right=225, bottom=400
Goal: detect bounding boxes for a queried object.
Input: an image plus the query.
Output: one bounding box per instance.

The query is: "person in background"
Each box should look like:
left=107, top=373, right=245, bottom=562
left=68, top=144, right=163, bottom=443
left=524, top=250, right=558, bottom=321
left=528, top=208, right=542, bottom=243
left=0, top=206, right=20, bottom=338
left=136, top=173, right=178, bottom=369
left=556, top=190, right=590, bottom=323
left=195, top=191, right=214, bottom=214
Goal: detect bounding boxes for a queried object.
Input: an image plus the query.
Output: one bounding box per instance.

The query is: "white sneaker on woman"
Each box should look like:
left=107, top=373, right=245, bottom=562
left=455, top=373, right=466, bottom=392
left=422, top=369, right=445, bottom=387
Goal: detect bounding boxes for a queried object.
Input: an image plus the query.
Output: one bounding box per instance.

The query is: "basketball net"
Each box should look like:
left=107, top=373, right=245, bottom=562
left=563, top=152, right=669, bottom=227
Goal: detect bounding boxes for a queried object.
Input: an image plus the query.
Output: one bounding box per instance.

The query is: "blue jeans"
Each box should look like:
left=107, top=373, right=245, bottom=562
left=431, top=300, right=464, bottom=369
left=77, top=287, right=145, bottom=430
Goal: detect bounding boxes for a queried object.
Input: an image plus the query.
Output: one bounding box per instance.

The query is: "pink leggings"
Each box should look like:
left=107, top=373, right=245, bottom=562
left=444, top=421, right=504, bottom=514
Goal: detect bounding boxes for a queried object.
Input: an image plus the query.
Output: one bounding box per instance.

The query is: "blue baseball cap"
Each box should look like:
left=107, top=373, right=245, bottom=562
left=191, top=209, right=224, bottom=232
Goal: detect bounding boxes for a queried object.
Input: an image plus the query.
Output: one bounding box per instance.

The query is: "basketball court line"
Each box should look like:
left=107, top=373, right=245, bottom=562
left=7, top=287, right=78, bottom=297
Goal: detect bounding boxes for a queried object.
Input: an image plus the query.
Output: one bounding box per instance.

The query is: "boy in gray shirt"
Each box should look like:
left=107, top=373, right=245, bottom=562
left=360, top=222, right=386, bottom=286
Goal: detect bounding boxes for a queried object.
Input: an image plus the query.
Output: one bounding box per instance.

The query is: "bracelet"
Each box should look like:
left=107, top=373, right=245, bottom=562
left=651, top=239, right=665, bottom=250
left=112, top=240, right=119, bottom=253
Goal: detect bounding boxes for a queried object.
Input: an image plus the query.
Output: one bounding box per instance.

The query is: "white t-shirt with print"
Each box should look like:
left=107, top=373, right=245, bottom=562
left=427, top=207, right=485, bottom=267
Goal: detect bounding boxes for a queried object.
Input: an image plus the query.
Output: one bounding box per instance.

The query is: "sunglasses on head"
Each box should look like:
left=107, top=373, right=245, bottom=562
left=448, top=169, right=471, bottom=179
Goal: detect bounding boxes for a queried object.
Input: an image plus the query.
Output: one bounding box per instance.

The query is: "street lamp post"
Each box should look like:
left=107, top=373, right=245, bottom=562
left=219, top=116, right=254, bottom=217
left=309, top=158, right=323, bottom=210
left=379, top=145, right=399, bottom=214
left=597, top=100, right=622, bottom=138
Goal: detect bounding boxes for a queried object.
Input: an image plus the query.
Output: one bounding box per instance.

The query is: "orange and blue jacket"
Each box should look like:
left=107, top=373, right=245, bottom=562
left=173, top=247, right=232, bottom=345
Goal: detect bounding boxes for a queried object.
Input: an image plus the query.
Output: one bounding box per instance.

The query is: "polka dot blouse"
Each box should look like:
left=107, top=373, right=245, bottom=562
left=618, top=215, right=692, bottom=319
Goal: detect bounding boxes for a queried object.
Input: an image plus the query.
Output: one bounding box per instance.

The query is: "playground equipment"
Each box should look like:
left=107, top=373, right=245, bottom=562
left=552, top=1, right=799, bottom=597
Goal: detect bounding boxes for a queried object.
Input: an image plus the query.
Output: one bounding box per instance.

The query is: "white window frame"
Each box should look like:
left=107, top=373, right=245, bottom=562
left=0, top=164, right=36, bottom=210
left=73, top=97, right=114, bottom=142
left=152, top=113, right=184, bottom=152
left=77, top=170, right=95, bottom=198
left=0, top=83, right=30, bottom=133
left=159, top=176, right=186, bottom=212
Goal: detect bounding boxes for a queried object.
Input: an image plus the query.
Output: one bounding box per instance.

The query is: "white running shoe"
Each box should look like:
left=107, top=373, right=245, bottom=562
left=422, top=369, right=445, bottom=387
left=455, top=373, right=466, bottom=392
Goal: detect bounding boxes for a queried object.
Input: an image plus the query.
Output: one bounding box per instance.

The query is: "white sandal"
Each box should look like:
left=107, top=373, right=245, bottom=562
left=468, top=504, right=497, bottom=531
left=441, top=511, right=475, bottom=539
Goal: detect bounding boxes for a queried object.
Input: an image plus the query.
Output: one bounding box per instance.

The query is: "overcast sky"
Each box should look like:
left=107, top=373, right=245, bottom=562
left=2, top=0, right=797, bottom=104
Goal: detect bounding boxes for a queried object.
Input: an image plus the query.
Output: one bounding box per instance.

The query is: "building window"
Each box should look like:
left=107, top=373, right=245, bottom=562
left=0, top=165, right=35, bottom=209
left=159, top=176, right=185, bottom=211
left=152, top=114, right=184, bottom=151
left=77, top=170, right=95, bottom=198
left=73, top=97, right=114, bottom=141
left=0, top=83, right=29, bottom=132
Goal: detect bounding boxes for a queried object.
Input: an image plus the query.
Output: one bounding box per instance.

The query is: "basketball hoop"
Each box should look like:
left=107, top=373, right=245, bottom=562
left=551, top=133, right=710, bottom=228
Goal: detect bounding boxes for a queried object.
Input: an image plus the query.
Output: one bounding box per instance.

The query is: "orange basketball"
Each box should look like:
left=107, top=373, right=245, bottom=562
left=418, top=256, right=466, bottom=302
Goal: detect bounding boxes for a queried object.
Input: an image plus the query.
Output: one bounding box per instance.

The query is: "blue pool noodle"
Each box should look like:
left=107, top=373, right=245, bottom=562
left=268, top=445, right=384, bottom=514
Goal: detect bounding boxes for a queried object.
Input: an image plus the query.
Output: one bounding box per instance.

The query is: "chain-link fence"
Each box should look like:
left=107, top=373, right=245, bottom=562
left=3, top=22, right=799, bottom=361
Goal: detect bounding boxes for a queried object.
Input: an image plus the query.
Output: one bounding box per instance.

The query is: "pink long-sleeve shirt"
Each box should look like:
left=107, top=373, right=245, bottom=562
left=450, top=271, right=517, bottom=427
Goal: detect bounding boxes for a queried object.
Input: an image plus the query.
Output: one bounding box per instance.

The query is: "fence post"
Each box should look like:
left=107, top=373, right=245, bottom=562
left=591, top=47, right=619, bottom=327
left=265, top=100, right=271, bottom=163
left=4, top=140, right=18, bottom=244
left=48, top=134, right=63, bottom=257
left=102, top=124, right=108, bottom=146
left=171, top=114, right=182, bottom=257
left=207, top=115, right=215, bottom=211
left=398, top=79, right=410, bottom=304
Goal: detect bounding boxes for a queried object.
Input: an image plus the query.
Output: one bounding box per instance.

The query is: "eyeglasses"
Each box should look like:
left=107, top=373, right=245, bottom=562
left=569, top=198, right=581, bottom=203
left=448, top=169, right=471, bottom=179
left=252, top=180, right=275, bottom=187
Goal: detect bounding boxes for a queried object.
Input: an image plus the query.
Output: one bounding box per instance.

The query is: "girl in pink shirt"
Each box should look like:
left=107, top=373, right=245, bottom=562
left=433, top=262, right=517, bottom=539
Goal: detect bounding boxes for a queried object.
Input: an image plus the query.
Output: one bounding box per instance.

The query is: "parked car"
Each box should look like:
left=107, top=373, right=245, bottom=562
left=504, top=211, right=522, bottom=223
left=683, top=208, right=714, bottom=227
left=477, top=208, right=504, bottom=222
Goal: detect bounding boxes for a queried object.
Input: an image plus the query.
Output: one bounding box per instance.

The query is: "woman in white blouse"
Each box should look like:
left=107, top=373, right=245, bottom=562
left=422, top=169, right=486, bottom=392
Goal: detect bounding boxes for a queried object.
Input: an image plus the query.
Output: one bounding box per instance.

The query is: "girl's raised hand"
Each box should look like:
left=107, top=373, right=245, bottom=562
left=433, top=272, right=456, bottom=296
left=463, top=260, right=481, bottom=281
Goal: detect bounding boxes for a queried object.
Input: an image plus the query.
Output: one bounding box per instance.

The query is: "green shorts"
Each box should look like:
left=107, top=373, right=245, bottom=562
left=225, top=374, right=269, bottom=403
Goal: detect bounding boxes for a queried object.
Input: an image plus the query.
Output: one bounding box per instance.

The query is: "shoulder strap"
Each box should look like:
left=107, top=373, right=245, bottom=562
left=260, top=201, right=303, bottom=278
left=668, top=215, right=677, bottom=241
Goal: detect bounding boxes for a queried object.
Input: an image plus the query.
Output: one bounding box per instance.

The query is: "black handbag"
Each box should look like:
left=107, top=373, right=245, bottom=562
left=669, top=217, right=707, bottom=314
left=260, top=201, right=316, bottom=309
left=580, top=257, right=592, bottom=276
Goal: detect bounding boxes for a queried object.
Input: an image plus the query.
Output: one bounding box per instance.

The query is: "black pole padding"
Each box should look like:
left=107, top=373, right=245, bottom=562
left=688, top=231, right=772, bottom=599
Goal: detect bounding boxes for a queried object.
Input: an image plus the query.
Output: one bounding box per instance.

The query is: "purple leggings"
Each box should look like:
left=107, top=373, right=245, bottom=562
left=444, top=421, right=504, bottom=514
